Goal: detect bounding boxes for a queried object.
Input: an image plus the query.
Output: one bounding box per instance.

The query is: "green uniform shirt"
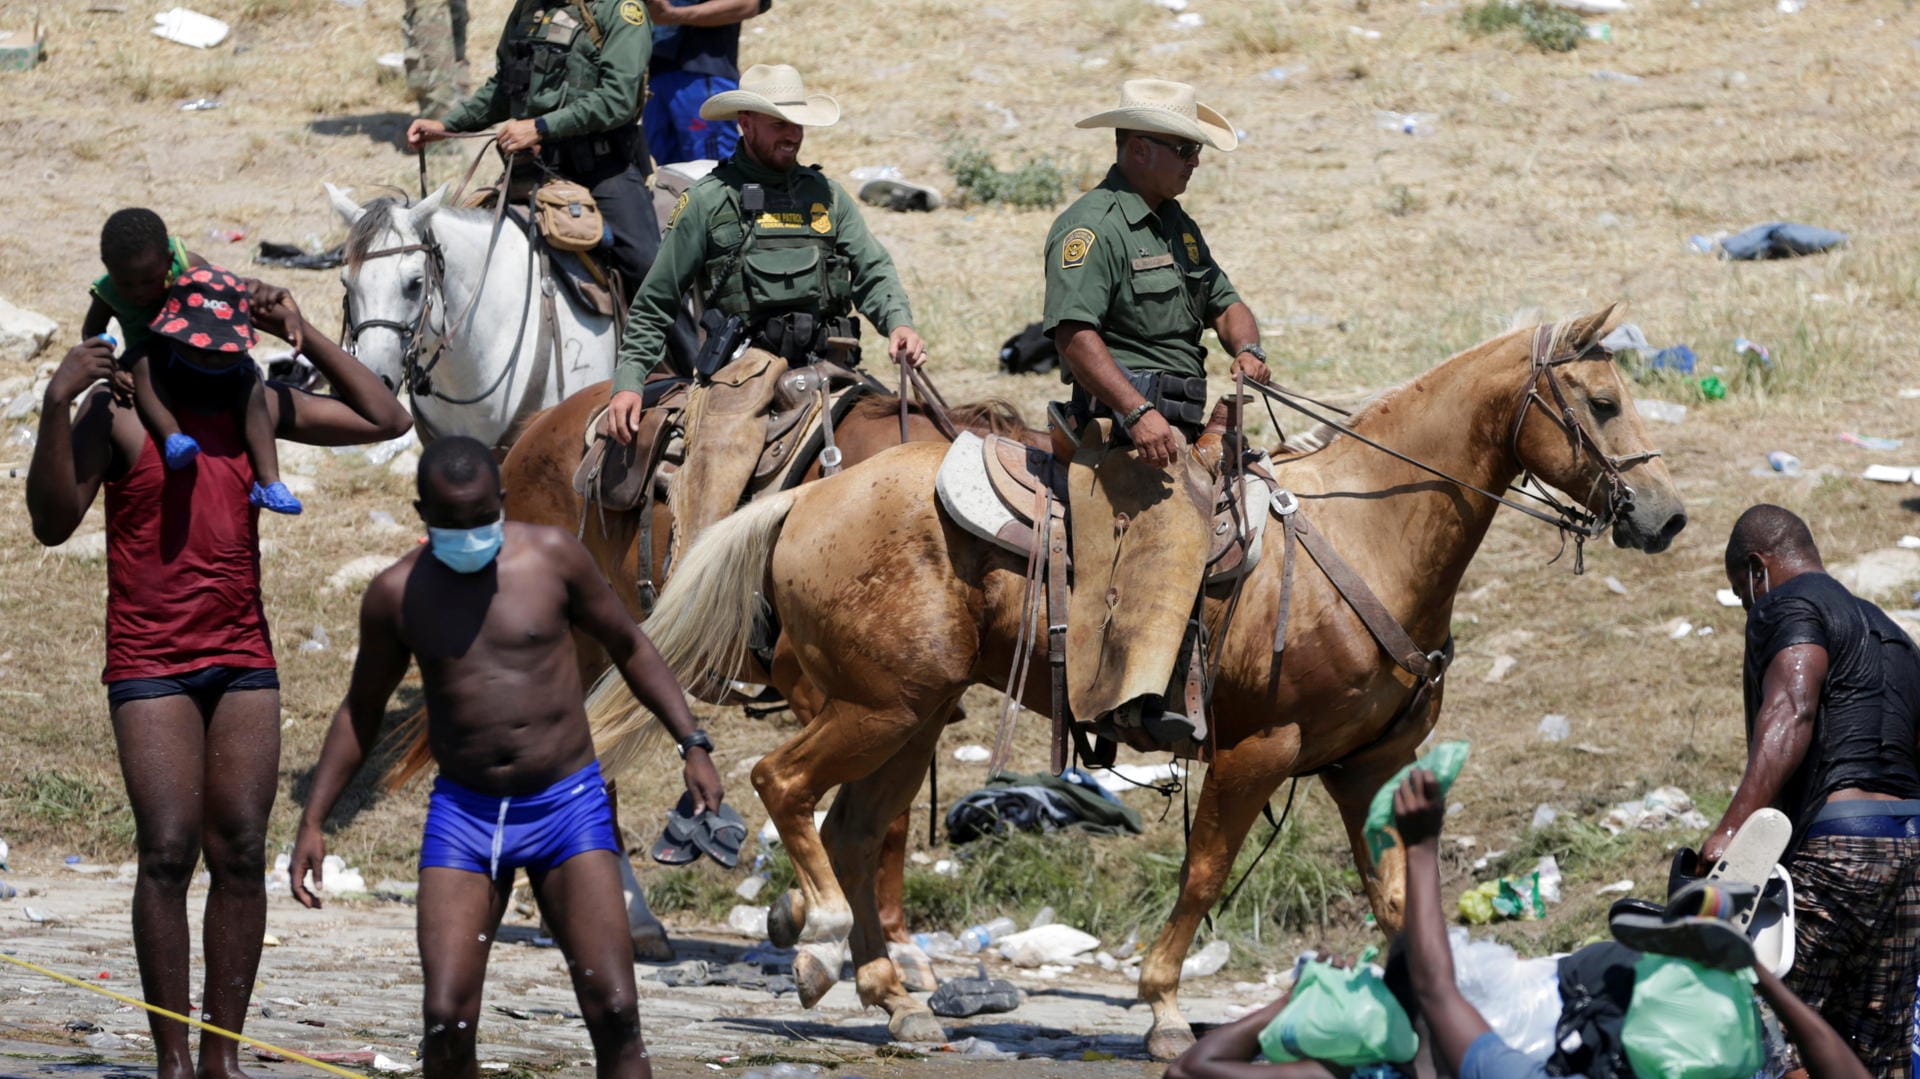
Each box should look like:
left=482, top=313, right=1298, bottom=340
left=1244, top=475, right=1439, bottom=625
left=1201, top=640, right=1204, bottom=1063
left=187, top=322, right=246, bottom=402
left=443, top=0, right=650, bottom=143
left=614, top=152, right=915, bottom=391
left=89, top=236, right=190, bottom=346
left=1041, top=166, right=1241, bottom=379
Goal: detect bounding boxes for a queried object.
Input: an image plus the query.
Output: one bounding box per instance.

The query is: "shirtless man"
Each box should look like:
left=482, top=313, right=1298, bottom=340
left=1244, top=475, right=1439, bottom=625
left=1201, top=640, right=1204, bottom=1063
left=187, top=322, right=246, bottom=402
left=290, top=436, right=722, bottom=1079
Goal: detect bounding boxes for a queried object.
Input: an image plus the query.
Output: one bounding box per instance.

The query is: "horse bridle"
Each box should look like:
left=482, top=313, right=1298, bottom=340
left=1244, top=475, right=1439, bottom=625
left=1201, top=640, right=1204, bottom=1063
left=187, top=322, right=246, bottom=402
left=1245, top=319, right=1661, bottom=571
left=341, top=239, right=446, bottom=399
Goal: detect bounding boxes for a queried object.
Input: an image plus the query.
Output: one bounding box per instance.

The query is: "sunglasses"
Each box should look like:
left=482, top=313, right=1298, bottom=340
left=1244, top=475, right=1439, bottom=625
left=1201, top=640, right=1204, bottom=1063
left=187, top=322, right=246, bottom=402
left=1135, top=132, right=1204, bottom=162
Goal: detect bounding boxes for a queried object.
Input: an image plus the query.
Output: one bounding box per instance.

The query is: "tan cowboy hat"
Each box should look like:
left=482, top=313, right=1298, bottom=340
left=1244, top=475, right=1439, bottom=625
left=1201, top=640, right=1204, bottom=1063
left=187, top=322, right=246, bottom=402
left=700, top=64, right=841, bottom=126
left=1076, top=78, right=1237, bottom=152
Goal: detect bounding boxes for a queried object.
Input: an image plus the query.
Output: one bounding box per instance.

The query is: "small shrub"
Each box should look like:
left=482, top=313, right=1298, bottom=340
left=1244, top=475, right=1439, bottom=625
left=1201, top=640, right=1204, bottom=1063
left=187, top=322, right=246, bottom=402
left=1459, top=1, right=1585, bottom=52
left=943, top=140, right=1069, bottom=210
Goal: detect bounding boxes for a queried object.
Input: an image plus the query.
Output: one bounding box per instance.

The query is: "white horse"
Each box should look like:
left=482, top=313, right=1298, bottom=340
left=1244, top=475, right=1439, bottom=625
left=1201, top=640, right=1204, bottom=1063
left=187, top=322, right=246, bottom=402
left=326, top=182, right=616, bottom=449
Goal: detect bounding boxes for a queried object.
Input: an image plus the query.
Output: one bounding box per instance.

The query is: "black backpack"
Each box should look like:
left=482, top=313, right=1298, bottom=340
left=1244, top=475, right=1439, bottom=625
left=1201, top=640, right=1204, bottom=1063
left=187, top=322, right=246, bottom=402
left=1546, top=942, right=1640, bottom=1079
left=999, top=321, right=1059, bottom=375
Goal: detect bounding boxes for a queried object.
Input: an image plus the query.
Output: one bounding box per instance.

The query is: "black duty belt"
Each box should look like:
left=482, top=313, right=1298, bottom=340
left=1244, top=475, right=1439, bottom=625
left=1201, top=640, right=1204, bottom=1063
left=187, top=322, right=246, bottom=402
left=1068, top=364, right=1209, bottom=436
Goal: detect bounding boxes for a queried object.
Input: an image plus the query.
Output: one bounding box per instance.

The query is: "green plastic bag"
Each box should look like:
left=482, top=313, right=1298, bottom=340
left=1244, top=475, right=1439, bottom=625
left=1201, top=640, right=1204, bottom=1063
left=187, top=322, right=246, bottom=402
left=1364, top=741, right=1471, bottom=863
left=1259, top=958, right=1418, bottom=1066
left=1621, top=955, right=1762, bottom=1079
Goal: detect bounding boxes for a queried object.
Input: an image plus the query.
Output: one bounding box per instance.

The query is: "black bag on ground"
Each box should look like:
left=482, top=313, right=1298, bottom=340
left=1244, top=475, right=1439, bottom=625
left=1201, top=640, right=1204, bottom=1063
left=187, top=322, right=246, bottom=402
left=999, top=320, right=1058, bottom=375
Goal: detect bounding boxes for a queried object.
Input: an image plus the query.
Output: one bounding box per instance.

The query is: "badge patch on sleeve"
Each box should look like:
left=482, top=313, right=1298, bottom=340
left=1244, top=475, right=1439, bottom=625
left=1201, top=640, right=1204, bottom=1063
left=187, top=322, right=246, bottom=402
left=809, top=202, right=832, bottom=235
left=668, top=191, right=690, bottom=227
left=619, top=0, right=646, bottom=25
left=1182, top=232, right=1201, bottom=263
left=1060, top=227, right=1095, bottom=269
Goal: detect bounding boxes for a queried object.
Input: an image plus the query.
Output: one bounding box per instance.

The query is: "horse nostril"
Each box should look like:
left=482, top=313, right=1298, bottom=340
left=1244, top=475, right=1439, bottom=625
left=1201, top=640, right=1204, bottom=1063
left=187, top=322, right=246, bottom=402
left=1659, top=512, right=1688, bottom=544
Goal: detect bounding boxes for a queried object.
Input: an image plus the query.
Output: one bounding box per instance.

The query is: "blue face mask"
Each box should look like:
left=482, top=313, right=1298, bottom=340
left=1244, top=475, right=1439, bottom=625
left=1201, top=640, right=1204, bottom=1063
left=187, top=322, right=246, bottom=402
left=428, top=518, right=504, bottom=573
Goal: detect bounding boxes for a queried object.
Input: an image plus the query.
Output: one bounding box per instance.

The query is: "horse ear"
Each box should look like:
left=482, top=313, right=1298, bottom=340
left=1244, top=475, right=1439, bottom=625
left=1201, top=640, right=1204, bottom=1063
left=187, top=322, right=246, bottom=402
left=1567, top=302, right=1626, bottom=352
left=407, top=183, right=450, bottom=231
left=325, top=183, right=365, bottom=227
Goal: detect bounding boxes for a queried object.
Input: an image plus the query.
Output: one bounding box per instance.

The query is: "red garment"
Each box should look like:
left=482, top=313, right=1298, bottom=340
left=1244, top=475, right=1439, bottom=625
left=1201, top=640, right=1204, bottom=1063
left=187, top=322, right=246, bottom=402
left=103, top=407, right=274, bottom=682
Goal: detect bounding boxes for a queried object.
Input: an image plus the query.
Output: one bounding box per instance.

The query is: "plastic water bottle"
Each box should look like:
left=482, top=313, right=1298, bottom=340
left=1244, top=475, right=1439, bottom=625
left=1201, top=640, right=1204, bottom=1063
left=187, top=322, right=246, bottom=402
left=959, top=917, right=1017, bottom=954
left=1767, top=451, right=1802, bottom=475
left=911, top=931, right=962, bottom=958
left=1029, top=906, right=1056, bottom=929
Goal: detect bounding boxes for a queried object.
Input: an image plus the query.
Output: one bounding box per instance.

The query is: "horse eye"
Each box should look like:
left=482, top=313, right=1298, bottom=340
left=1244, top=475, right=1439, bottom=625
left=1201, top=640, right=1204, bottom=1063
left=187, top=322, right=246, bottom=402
left=403, top=277, right=424, bottom=297
left=1591, top=398, right=1620, bottom=419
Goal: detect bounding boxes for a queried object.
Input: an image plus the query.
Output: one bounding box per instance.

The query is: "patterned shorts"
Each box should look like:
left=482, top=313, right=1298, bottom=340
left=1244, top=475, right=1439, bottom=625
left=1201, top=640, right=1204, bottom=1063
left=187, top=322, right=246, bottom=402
left=1785, top=833, right=1920, bottom=1077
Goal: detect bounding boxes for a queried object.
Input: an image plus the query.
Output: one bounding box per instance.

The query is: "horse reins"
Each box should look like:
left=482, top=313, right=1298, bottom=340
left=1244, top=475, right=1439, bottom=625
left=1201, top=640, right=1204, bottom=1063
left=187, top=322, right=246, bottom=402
left=1245, top=327, right=1657, bottom=572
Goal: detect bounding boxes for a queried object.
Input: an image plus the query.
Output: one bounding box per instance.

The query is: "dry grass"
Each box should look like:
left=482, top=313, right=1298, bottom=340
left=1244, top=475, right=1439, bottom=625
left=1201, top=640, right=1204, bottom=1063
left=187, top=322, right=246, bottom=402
left=2, top=0, right=1919, bottom=964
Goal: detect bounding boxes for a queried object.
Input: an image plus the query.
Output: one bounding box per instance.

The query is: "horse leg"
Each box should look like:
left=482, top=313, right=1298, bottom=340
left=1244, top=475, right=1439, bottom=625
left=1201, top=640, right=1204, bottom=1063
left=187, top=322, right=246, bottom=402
left=752, top=697, right=931, bottom=1009
left=821, top=724, right=949, bottom=1043
left=1136, top=735, right=1296, bottom=1061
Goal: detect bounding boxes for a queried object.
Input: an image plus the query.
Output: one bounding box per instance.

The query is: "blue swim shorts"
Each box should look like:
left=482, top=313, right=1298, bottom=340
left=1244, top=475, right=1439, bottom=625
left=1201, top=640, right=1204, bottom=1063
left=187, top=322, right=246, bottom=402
left=420, top=759, right=619, bottom=879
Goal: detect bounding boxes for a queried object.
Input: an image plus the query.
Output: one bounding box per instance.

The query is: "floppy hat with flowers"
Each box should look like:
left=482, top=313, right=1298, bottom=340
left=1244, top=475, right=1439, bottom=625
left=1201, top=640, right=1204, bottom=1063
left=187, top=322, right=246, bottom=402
left=149, top=266, right=256, bottom=354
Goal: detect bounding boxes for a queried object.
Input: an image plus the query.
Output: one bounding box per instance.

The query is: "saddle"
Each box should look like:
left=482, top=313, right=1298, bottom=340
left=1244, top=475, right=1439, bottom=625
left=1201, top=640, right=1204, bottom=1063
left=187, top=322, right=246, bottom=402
left=937, top=431, right=1274, bottom=586
left=463, top=185, right=619, bottom=318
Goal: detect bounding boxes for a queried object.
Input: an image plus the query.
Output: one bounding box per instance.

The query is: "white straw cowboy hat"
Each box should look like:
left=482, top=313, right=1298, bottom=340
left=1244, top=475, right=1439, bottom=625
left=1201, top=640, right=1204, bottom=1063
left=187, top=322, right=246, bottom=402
left=1076, top=78, right=1238, bottom=152
left=700, top=64, right=841, bottom=127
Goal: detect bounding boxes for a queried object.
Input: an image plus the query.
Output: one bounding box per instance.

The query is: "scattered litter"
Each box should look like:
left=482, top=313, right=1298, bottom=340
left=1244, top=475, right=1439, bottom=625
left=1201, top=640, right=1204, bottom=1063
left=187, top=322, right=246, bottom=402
left=952, top=744, right=990, bottom=763
left=1147, top=0, right=1187, bottom=8
left=1899, top=389, right=1920, bottom=400
left=1733, top=337, right=1772, bottom=368
left=1536, top=715, right=1570, bottom=743
left=1600, top=786, right=1710, bottom=835
left=1766, top=451, right=1802, bottom=475
left=1603, top=576, right=1628, bottom=596
left=938, top=1037, right=1018, bottom=1060
left=1648, top=345, right=1695, bottom=375
left=1862, top=464, right=1914, bottom=484
left=151, top=8, right=230, bottom=48
left=371, top=1053, right=413, bottom=1073
left=1484, top=655, right=1517, bottom=683
left=724, top=904, right=768, bottom=938
left=1457, top=872, right=1546, bottom=925
left=1585, top=23, right=1612, bottom=41
left=262, top=933, right=281, bottom=947
left=254, top=241, right=346, bottom=271
left=1592, top=69, right=1641, bottom=82
left=1535, top=856, right=1563, bottom=904
left=297, top=625, right=331, bottom=653
left=1374, top=110, right=1435, bottom=136
left=1716, top=222, right=1848, bottom=261
left=734, top=874, right=767, bottom=901
left=978, top=101, right=1019, bottom=131
left=1839, top=432, right=1903, bottom=452
left=1667, top=619, right=1693, bottom=640
left=858, top=176, right=943, bottom=213
left=910, top=931, right=965, bottom=959
left=1687, top=231, right=1729, bottom=255
left=1696, top=625, right=1714, bottom=637
left=1636, top=399, right=1686, bottom=424
left=927, top=975, right=1021, bottom=1017
left=368, top=509, right=402, bottom=532
left=1698, top=376, right=1727, bottom=401
left=1777, top=0, right=1802, bottom=10
left=0, top=23, right=47, bottom=71
left=932, top=858, right=958, bottom=876
left=0, top=882, right=15, bottom=899
left=84, top=1032, right=125, bottom=1051
left=1530, top=804, right=1559, bottom=830
left=1173, top=11, right=1204, bottom=27
left=22, top=907, right=58, bottom=924
left=376, top=51, right=405, bottom=75
left=1087, top=761, right=1184, bottom=794
left=1181, top=939, right=1232, bottom=978
left=1030, top=905, right=1056, bottom=929
left=1548, top=0, right=1629, bottom=12
left=1716, top=588, right=1743, bottom=608
left=1349, top=25, right=1384, bottom=38
left=999, top=923, right=1098, bottom=967
left=1262, top=66, right=1301, bottom=81
left=1596, top=879, right=1635, bottom=895
left=1899, top=536, right=1920, bottom=550
left=63, top=854, right=79, bottom=865
left=1451, top=929, right=1562, bottom=1054
left=180, top=98, right=222, bottom=112
left=298, top=854, right=367, bottom=897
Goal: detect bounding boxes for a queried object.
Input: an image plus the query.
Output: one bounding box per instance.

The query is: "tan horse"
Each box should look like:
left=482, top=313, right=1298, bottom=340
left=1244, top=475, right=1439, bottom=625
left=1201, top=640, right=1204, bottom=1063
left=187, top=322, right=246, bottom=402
left=596, top=308, right=1687, bottom=1056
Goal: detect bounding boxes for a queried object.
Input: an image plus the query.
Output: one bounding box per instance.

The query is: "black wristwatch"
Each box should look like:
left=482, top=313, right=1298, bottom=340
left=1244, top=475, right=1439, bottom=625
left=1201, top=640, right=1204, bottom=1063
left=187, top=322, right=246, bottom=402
left=676, top=729, right=713, bottom=759
left=1236, top=344, right=1268, bottom=364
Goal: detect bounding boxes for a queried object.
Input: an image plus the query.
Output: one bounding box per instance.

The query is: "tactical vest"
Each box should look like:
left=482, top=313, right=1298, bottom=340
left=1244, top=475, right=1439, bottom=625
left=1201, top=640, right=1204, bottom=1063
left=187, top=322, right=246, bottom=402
left=502, top=2, right=600, bottom=120
left=698, top=164, right=854, bottom=325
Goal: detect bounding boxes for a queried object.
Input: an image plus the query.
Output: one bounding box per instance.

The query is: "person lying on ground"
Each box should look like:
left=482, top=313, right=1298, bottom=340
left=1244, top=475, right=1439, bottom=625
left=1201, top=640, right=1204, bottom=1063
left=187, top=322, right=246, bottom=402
left=25, top=285, right=410, bottom=1079
left=290, top=435, right=723, bottom=1079
left=1393, top=768, right=1870, bottom=1079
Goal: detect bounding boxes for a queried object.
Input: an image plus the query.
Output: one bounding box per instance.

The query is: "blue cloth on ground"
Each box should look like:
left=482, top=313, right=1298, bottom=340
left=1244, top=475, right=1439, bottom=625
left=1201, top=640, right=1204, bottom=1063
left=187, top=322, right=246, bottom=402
left=421, top=759, right=617, bottom=878
left=1462, top=1032, right=1565, bottom=1079
left=1718, top=222, right=1848, bottom=261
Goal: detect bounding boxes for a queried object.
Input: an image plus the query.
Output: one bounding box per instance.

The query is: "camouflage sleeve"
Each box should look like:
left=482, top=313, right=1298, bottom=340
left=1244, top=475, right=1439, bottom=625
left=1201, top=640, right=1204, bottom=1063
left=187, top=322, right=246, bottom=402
left=831, top=182, right=913, bottom=334
left=614, top=184, right=714, bottom=392
left=1041, top=218, right=1115, bottom=334
left=540, top=0, right=652, bottom=140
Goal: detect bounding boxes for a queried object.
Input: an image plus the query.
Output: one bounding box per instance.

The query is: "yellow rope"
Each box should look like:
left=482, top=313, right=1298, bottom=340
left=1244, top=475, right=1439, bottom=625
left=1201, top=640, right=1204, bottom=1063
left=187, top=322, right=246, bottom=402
left=0, top=950, right=367, bottom=1079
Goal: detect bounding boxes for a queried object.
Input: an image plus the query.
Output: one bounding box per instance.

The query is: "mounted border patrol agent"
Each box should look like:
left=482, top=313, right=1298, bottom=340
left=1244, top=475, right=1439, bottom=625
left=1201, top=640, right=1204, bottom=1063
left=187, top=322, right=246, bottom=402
left=406, top=0, right=697, bottom=369
left=1043, top=79, right=1272, bottom=751
left=604, top=63, right=928, bottom=557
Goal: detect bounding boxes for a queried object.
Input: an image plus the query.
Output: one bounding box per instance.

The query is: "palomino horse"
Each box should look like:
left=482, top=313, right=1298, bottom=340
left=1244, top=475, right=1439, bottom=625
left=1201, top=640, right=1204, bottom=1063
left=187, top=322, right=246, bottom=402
left=600, top=308, right=1688, bottom=1057
left=325, top=183, right=616, bottom=448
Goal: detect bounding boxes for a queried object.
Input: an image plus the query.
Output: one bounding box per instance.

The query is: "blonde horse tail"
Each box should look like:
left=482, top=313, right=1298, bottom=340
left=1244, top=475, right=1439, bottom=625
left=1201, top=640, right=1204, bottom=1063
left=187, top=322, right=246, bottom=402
left=582, top=489, right=802, bottom=760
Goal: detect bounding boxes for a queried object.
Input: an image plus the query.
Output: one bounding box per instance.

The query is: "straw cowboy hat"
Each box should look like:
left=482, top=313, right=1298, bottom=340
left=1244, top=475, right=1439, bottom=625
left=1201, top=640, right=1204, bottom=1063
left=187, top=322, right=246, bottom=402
left=1076, top=78, right=1238, bottom=152
left=700, top=64, right=841, bottom=127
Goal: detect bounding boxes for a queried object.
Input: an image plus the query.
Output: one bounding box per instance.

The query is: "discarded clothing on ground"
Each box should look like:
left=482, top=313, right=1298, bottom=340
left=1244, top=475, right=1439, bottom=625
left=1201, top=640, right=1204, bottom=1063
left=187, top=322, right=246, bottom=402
left=254, top=240, right=346, bottom=270
left=647, top=958, right=797, bottom=996
left=1716, top=222, right=1847, bottom=261
left=945, top=768, right=1143, bottom=844
left=927, top=975, right=1023, bottom=1017
left=999, top=320, right=1059, bottom=375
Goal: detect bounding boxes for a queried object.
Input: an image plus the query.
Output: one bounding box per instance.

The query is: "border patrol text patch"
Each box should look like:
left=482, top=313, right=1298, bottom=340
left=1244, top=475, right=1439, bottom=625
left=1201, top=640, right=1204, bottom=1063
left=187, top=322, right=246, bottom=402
left=1060, top=227, right=1095, bottom=269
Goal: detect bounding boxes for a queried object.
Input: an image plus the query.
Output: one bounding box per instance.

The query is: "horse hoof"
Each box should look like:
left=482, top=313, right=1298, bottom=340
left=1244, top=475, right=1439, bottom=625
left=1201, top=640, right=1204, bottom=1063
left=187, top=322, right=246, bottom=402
left=768, top=889, right=806, bottom=949
left=793, top=944, right=839, bottom=1009
left=889, top=1009, right=947, bottom=1045
left=1146, top=1023, right=1197, bottom=1062
left=631, top=924, right=675, bottom=964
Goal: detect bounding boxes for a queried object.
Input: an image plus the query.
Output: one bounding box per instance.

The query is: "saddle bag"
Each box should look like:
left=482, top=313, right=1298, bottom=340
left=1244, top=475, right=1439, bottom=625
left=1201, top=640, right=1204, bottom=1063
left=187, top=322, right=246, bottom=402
left=534, top=179, right=605, bottom=253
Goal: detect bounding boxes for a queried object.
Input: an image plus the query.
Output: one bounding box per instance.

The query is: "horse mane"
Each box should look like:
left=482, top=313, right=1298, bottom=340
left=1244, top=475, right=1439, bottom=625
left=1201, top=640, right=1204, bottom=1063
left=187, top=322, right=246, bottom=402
left=849, top=390, right=1034, bottom=440
left=342, top=191, right=492, bottom=273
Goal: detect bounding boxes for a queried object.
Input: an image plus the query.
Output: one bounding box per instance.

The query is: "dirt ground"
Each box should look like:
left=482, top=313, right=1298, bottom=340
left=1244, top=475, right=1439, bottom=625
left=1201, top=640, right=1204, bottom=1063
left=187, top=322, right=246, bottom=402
left=0, top=871, right=1235, bottom=1076
left=4, top=0, right=1920, bottom=1072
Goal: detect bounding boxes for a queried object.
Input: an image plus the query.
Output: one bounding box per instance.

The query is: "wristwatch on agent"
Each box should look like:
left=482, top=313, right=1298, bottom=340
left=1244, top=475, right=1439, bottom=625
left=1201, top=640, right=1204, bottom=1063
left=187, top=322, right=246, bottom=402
left=1236, top=344, right=1268, bottom=364
left=676, top=729, right=713, bottom=759
left=1120, top=401, right=1155, bottom=429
